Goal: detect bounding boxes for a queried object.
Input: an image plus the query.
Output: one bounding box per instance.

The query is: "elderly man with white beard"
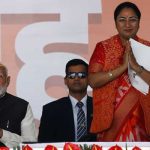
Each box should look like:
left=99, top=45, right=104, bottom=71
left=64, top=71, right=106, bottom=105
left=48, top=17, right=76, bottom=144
left=0, top=63, right=37, bottom=147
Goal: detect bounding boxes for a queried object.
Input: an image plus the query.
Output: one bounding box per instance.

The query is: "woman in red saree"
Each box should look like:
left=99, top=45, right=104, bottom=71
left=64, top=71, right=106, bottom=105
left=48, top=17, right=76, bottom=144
left=88, top=2, right=150, bottom=141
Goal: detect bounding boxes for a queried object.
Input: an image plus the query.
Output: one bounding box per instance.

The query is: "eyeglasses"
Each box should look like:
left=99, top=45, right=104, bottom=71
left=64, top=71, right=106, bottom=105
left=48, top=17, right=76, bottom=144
left=117, top=16, right=139, bottom=25
left=66, top=72, right=87, bottom=79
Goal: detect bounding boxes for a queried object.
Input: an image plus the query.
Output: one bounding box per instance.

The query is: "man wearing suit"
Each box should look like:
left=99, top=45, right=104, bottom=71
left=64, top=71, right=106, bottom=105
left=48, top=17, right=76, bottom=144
left=38, top=59, right=96, bottom=142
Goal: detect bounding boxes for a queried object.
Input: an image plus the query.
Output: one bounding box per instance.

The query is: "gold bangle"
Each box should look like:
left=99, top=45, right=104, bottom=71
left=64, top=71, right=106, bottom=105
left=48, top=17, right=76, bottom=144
left=133, top=66, right=144, bottom=78
left=108, top=72, right=113, bottom=77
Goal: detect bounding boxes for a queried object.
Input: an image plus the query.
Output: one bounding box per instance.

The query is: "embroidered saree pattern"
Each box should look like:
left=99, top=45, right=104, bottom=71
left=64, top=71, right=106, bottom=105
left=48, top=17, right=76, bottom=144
left=89, top=34, right=150, bottom=141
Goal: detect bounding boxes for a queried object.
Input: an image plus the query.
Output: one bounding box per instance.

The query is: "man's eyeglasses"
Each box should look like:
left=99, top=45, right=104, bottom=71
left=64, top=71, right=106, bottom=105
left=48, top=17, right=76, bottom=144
left=66, top=72, right=87, bottom=79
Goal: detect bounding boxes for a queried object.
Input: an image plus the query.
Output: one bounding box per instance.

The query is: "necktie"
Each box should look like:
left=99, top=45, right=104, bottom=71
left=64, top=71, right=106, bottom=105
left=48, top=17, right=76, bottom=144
left=76, top=102, right=86, bottom=141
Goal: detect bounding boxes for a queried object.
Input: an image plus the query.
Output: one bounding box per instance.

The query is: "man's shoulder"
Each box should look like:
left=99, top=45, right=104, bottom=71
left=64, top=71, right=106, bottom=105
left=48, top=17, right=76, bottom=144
left=6, top=93, right=28, bottom=105
left=44, top=97, right=69, bottom=109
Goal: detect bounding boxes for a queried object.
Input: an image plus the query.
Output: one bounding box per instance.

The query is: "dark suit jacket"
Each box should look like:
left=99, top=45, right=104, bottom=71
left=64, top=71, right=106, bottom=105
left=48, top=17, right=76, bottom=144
left=38, top=96, right=95, bottom=142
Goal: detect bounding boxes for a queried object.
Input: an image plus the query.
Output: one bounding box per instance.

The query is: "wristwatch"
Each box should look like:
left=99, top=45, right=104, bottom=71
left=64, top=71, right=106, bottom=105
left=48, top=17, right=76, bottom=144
left=137, top=65, right=144, bottom=74
left=133, top=66, right=144, bottom=78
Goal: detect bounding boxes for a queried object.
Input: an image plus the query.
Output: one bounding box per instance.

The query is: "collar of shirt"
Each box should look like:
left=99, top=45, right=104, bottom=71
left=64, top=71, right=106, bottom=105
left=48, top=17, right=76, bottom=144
left=69, top=94, right=87, bottom=109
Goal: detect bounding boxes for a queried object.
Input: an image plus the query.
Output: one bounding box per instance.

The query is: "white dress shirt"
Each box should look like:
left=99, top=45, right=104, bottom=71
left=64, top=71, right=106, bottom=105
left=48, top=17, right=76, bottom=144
left=0, top=104, right=37, bottom=148
left=69, top=95, right=87, bottom=141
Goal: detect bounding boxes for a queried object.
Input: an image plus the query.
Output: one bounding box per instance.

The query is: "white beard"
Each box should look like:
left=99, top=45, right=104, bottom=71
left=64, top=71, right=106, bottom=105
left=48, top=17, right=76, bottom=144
left=0, top=85, right=7, bottom=97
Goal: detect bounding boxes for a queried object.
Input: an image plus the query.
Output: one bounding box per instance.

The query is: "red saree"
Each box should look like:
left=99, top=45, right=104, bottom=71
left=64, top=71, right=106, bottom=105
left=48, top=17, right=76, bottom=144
left=89, top=34, right=150, bottom=141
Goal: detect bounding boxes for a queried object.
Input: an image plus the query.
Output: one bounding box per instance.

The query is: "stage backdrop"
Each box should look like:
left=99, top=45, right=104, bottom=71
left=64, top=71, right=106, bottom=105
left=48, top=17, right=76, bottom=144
left=0, top=0, right=150, bottom=123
